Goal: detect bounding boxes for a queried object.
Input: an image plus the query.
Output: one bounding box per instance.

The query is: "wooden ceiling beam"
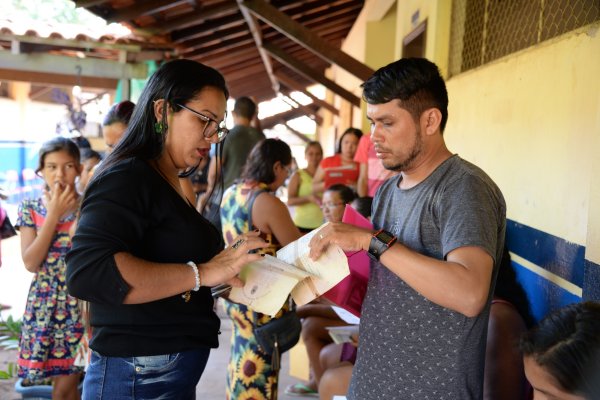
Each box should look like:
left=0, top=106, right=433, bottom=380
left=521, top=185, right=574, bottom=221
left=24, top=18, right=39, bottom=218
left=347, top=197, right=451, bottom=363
left=172, top=14, right=241, bottom=41
left=239, top=0, right=374, bottom=82
left=179, top=24, right=249, bottom=51
left=157, top=1, right=239, bottom=33
left=0, top=52, right=147, bottom=80
left=277, top=72, right=339, bottom=115
left=221, top=62, right=267, bottom=81
left=74, top=0, right=109, bottom=7
left=181, top=34, right=254, bottom=58
left=192, top=45, right=259, bottom=68
left=264, top=43, right=360, bottom=107
left=0, top=68, right=118, bottom=90
left=284, top=122, right=313, bottom=142
left=104, top=0, right=188, bottom=24
left=237, top=0, right=279, bottom=95
left=260, top=105, right=321, bottom=130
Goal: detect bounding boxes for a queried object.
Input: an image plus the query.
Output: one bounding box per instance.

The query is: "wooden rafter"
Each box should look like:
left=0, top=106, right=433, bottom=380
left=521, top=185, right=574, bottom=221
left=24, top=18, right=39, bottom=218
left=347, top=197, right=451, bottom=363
left=260, top=104, right=321, bottom=129
left=236, top=0, right=279, bottom=95
left=104, top=0, right=189, bottom=24
left=264, top=43, right=360, bottom=107
left=239, top=0, right=374, bottom=81
left=277, top=73, right=338, bottom=115
left=157, top=1, right=239, bottom=34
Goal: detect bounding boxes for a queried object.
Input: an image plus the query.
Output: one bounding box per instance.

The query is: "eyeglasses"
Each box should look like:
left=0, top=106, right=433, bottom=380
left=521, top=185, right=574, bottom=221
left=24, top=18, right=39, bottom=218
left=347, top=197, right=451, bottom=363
left=320, top=202, right=345, bottom=210
left=177, top=103, right=229, bottom=143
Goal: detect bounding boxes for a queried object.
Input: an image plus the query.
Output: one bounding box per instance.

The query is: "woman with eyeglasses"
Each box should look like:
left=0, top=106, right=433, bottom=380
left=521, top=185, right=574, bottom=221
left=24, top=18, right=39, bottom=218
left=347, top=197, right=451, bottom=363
left=220, top=138, right=302, bottom=400
left=65, top=59, right=267, bottom=399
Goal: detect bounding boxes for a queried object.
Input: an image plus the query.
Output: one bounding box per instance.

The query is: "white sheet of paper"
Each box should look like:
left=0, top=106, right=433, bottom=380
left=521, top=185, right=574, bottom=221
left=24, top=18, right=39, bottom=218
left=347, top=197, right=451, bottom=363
left=228, top=255, right=312, bottom=316
left=332, top=306, right=360, bottom=325
left=277, top=224, right=350, bottom=305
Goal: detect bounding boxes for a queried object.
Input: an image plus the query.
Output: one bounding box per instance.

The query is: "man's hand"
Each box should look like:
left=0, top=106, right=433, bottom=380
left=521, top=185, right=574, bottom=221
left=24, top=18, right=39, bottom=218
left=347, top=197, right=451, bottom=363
left=309, top=222, right=372, bottom=260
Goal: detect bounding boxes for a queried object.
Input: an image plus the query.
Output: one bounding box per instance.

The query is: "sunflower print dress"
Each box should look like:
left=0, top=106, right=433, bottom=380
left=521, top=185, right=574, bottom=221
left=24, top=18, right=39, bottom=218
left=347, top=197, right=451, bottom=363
left=15, top=198, right=84, bottom=384
left=221, top=182, right=293, bottom=400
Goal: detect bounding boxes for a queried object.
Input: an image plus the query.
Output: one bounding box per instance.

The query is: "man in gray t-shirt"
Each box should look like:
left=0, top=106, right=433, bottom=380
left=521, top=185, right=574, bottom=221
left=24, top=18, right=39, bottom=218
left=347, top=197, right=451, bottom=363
left=310, top=58, right=506, bottom=399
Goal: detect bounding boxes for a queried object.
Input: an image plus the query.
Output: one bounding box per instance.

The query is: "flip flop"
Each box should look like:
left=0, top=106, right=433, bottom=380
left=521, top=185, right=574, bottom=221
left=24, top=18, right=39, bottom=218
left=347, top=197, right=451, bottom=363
left=284, top=382, right=319, bottom=397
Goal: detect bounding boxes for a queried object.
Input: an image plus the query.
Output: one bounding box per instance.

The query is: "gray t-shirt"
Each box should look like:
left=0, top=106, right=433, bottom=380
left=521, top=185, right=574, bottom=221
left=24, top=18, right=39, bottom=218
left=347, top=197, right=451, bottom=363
left=348, top=155, right=506, bottom=400
left=222, top=125, right=265, bottom=189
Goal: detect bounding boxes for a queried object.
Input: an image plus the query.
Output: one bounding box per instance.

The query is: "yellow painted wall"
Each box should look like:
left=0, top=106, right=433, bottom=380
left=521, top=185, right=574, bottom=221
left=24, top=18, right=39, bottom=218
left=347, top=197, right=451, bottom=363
left=395, top=0, right=451, bottom=76
left=445, top=23, right=600, bottom=250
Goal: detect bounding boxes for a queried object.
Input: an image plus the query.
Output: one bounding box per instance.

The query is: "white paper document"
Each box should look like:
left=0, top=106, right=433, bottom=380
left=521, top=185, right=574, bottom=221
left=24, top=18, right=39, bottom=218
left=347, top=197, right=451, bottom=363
left=228, top=224, right=350, bottom=316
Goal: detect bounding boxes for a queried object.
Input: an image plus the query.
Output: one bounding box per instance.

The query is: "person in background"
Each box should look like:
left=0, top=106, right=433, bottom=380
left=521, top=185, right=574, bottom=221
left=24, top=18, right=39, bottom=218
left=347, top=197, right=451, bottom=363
left=320, top=184, right=356, bottom=225
left=520, top=301, right=600, bottom=400
left=77, top=148, right=101, bottom=192
left=101, top=100, right=135, bottom=154
left=199, top=96, right=265, bottom=231
left=220, top=138, right=302, bottom=400
left=309, top=58, right=506, bottom=399
left=287, top=141, right=324, bottom=233
left=350, top=196, right=372, bottom=221
left=354, top=134, right=397, bottom=197
left=189, top=155, right=210, bottom=200
left=485, top=246, right=534, bottom=400
left=286, top=184, right=357, bottom=398
left=312, top=128, right=362, bottom=195
left=66, top=59, right=266, bottom=399
left=16, top=137, right=83, bottom=400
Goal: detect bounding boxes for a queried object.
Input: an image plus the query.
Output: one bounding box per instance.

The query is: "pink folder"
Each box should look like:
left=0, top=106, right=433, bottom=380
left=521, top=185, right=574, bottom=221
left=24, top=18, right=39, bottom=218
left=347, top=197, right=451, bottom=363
left=322, top=205, right=373, bottom=317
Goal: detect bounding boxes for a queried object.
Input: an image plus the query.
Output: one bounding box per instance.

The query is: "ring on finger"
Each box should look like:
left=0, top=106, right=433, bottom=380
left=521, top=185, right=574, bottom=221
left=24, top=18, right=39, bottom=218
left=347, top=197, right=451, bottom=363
left=319, top=233, right=324, bottom=239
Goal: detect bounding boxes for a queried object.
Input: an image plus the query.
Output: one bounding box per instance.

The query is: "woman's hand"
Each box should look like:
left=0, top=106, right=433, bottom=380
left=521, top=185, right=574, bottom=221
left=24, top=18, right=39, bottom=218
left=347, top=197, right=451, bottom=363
left=199, top=230, right=268, bottom=287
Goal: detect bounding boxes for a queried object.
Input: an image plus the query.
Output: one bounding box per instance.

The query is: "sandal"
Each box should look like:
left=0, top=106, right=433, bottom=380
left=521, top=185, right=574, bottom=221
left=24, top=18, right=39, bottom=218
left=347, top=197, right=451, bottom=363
left=284, top=382, right=319, bottom=397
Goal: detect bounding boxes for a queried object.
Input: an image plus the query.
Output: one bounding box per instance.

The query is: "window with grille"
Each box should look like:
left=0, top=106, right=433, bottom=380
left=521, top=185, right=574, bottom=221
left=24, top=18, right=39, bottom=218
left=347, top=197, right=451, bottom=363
left=448, top=0, right=600, bottom=76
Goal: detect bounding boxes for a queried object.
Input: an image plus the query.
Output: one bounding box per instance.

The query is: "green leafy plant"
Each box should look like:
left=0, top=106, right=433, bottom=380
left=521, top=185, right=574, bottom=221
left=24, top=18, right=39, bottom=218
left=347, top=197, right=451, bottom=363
left=0, top=314, right=21, bottom=379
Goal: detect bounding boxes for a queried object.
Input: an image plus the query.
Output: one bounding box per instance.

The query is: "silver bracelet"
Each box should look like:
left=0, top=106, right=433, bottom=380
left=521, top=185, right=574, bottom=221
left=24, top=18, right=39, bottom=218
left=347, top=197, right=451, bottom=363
left=187, top=261, right=200, bottom=291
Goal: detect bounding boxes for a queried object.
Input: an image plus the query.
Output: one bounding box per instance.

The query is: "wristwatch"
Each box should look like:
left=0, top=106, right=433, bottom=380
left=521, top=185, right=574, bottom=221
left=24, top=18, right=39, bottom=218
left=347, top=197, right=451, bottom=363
left=368, top=229, right=397, bottom=261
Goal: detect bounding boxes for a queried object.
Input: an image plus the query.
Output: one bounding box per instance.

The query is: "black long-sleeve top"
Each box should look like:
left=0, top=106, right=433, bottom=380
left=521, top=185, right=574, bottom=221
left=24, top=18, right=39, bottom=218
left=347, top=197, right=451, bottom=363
left=66, top=157, right=223, bottom=357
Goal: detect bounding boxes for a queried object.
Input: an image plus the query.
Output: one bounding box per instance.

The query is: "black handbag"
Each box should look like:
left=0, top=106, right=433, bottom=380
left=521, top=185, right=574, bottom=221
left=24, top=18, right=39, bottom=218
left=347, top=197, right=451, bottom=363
left=253, top=304, right=302, bottom=371
left=0, top=210, right=17, bottom=239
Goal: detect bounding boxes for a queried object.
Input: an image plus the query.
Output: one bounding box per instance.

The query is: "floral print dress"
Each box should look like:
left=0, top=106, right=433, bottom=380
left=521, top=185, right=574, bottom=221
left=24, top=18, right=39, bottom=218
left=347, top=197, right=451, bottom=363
left=16, top=198, right=84, bottom=383
left=221, top=182, right=293, bottom=400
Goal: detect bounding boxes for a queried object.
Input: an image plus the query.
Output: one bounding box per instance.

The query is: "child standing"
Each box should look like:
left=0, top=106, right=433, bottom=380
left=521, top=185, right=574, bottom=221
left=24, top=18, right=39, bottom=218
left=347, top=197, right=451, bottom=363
left=16, top=137, right=84, bottom=400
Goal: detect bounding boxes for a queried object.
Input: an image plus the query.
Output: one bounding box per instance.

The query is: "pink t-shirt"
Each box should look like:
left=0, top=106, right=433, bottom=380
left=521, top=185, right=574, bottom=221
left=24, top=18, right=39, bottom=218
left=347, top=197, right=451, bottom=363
left=354, top=135, right=396, bottom=197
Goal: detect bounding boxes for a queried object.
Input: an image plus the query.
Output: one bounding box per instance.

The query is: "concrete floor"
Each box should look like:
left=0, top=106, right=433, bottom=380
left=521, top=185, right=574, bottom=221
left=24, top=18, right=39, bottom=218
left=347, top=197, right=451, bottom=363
left=0, top=235, right=313, bottom=399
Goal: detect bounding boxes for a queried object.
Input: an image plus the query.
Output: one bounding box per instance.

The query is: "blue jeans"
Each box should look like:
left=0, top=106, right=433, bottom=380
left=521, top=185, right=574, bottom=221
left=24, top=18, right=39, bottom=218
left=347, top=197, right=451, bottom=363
left=83, top=348, right=210, bottom=400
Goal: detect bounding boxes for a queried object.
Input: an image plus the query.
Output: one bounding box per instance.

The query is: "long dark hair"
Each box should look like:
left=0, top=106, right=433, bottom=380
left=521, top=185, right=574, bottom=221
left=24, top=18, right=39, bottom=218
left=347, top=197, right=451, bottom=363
left=97, top=59, right=228, bottom=176
left=336, top=127, right=362, bottom=154
left=242, top=139, right=292, bottom=184
left=520, top=301, right=600, bottom=397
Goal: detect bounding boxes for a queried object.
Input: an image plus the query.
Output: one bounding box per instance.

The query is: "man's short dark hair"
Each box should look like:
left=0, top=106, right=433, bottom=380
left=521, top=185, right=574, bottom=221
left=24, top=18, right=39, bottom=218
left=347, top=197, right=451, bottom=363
left=361, top=58, right=449, bottom=132
left=233, top=96, right=257, bottom=119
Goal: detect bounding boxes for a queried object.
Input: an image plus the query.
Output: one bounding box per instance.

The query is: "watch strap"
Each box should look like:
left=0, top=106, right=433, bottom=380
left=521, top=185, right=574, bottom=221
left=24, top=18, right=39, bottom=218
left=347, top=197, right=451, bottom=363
left=368, top=229, right=397, bottom=260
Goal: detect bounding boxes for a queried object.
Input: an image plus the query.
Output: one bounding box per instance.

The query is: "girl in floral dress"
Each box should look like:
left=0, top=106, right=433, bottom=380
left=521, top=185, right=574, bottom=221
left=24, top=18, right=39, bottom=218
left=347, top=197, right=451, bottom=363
left=220, top=139, right=302, bottom=400
left=16, top=137, right=84, bottom=400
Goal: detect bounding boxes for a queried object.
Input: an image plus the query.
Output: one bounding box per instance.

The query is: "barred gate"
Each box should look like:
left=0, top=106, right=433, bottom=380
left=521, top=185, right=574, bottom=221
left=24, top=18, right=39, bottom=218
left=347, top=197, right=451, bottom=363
left=448, top=0, right=600, bottom=76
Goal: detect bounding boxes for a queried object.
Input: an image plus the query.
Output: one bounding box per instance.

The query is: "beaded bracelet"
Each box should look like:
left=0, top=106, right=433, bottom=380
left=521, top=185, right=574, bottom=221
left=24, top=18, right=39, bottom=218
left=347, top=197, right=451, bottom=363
left=187, top=261, right=200, bottom=292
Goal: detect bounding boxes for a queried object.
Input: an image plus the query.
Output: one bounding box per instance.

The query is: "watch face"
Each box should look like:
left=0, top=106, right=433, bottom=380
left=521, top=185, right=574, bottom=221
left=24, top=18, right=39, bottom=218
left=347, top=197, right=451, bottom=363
left=376, top=231, right=395, bottom=245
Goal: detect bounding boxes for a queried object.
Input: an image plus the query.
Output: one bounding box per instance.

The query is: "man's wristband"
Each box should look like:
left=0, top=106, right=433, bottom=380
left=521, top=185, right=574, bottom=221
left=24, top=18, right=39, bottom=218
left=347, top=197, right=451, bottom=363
left=187, top=261, right=201, bottom=291
left=368, top=229, right=397, bottom=261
